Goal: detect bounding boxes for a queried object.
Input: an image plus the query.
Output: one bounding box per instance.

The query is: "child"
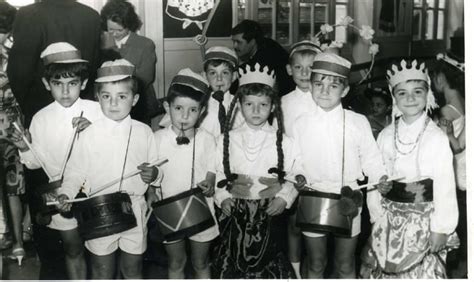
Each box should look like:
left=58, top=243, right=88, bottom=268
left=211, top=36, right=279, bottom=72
left=360, top=59, right=459, bottom=279
left=150, top=68, right=219, bottom=279
left=365, top=87, right=392, bottom=138
left=57, top=59, right=161, bottom=279
left=280, top=40, right=321, bottom=279
left=200, top=46, right=244, bottom=139
left=291, top=52, right=389, bottom=278
left=212, top=63, right=299, bottom=279
left=9, top=42, right=102, bottom=274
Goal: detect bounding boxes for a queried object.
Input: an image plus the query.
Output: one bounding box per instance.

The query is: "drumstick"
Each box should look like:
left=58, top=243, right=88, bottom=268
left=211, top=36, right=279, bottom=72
left=46, top=197, right=88, bottom=206
left=145, top=209, right=153, bottom=223
left=12, top=122, right=54, bottom=180
left=58, top=111, right=83, bottom=180
left=89, top=159, right=169, bottom=197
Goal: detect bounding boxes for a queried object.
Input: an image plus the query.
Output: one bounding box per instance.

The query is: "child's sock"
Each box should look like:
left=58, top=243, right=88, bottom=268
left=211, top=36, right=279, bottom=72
left=291, top=261, right=301, bottom=279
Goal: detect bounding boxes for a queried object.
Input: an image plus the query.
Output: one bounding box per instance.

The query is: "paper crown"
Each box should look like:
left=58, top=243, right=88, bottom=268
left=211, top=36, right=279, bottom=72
left=238, top=63, right=275, bottom=88
left=40, top=42, right=88, bottom=66
left=436, top=53, right=465, bottom=72
left=204, top=46, right=238, bottom=68
left=289, top=40, right=322, bottom=57
left=386, top=59, right=428, bottom=87
left=96, top=59, right=135, bottom=83
left=171, top=68, right=210, bottom=95
left=311, top=52, right=351, bottom=78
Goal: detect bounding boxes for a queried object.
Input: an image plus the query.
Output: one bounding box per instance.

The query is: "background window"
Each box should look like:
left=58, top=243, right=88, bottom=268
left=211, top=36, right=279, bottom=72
left=412, top=0, right=446, bottom=41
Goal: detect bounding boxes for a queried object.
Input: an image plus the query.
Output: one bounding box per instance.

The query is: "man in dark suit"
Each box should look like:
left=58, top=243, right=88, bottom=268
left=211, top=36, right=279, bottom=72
left=6, top=0, right=101, bottom=279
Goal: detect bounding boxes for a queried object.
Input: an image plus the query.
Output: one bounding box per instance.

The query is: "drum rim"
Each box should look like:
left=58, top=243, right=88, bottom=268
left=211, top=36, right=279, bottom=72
left=73, top=191, right=132, bottom=208
left=151, top=187, right=201, bottom=208
left=299, top=189, right=341, bottom=199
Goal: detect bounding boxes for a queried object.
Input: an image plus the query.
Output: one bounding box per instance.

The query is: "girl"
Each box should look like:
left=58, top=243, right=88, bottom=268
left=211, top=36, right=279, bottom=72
left=361, top=60, right=459, bottom=278
left=212, top=63, right=298, bottom=279
left=150, top=69, right=219, bottom=279
left=365, top=87, right=392, bottom=139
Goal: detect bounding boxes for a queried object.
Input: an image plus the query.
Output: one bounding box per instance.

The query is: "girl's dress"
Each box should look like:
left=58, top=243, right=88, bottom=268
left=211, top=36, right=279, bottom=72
left=212, top=122, right=298, bottom=279
left=363, top=113, right=460, bottom=278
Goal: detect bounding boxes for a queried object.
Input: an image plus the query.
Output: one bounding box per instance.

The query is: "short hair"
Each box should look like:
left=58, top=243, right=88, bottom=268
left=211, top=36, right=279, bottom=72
left=365, top=88, right=391, bottom=106
left=0, top=1, right=17, bottom=34
left=393, top=79, right=429, bottom=92
left=100, top=0, right=142, bottom=32
left=431, top=60, right=465, bottom=94
left=166, top=84, right=209, bottom=108
left=43, top=62, right=89, bottom=82
left=231, top=20, right=263, bottom=46
left=289, top=49, right=318, bottom=63
left=310, top=72, right=349, bottom=87
left=95, top=76, right=139, bottom=95
left=204, top=59, right=236, bottom=72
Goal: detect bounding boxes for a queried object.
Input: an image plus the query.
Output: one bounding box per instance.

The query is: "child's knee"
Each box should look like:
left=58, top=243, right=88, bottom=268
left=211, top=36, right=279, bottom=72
left=169, top=255, right=187, bottom=271
left=121, top=262, right=142, bottom=279
left=64, top=242, right=84, bottom=258
left=334, top=257, right=355, bottom=276
left=191, top=256, right=209, bottom=271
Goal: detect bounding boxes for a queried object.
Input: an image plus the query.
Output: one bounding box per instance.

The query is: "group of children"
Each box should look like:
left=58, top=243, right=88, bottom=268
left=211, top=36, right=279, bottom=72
left=3, top=37, right=460, bottom=280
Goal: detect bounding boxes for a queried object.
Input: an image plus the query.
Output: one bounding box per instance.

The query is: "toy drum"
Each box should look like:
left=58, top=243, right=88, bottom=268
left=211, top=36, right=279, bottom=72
left=152, top=188, right=215, bottom=242
left=73, top=192, right=137, bottom=240
left=296, top=189, right=352, bottom=237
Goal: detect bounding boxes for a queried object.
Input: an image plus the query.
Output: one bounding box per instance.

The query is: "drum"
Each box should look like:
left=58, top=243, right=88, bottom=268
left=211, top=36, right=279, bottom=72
left=296, top=189, right=352, bottom=237
left=152, top=188, right=215, bottom=242
left=73, top=192, right=137, bottom=240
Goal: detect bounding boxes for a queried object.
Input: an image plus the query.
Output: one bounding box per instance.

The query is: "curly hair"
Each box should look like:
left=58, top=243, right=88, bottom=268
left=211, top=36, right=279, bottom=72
left=0, top=1, right=17, bottom=34
left=100, top=0, right=142, bottom=32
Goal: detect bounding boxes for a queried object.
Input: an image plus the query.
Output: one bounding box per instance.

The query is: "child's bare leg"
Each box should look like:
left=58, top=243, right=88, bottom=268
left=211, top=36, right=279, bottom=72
left=190, top=240, right=211, bottom=279
left=288, top=212, right=302, bottom=278
left=60, top=229, right=86, bottom=279
left=91, top=252, right=116, bottom=279
left=164, top=240, right=187, bottom=279
left=7, top=195, right=23, bottom=249
left=303, top=235, right=327, bottom=278
left=333, top=236, right=358, bottom=278
left=119, top=251, right=143, bottom=279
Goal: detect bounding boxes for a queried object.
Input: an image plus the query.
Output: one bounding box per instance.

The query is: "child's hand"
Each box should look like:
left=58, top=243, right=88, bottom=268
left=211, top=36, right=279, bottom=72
left=138, top=163, right=159, bottom=184
left=8, top=125, right=30, bottom=152
left=197, top=180, right=215, bottom=197
left=56, top=194, right=72, bottom=212
left=265, top=197, right=286, bottom=216
left=258, top=177, right=282, bottom=198
left=221, top=198, right=235, bottom=216
left=430, top=232, right=448, bottom=253
left=72, top=116, right=92, bottom=132
left=375, top=175, right=392, bottom=195
left=146, top=186, right=161, bottom=208
left=293, top=174, right=307, bottom=191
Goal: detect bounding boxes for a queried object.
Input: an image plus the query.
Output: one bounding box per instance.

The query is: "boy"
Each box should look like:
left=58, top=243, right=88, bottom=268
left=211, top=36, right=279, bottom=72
left=200, top=46, right=244, bottom=139
left=292, top=52, right=389, bottom=278
left=57, top=59, right=160, bottom=279
left=281, top=40, right=321, bottom=137
left=9, top=42, right=102, bottom=276
left=365, top=87, right=391, bottom=138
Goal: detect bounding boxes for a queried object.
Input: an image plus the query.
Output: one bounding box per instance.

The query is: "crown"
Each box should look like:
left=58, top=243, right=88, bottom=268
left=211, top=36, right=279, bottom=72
left=436, top=53, right=465, bottom=72
left=386, top=59, right=428, bottom=87
left=238, top=63, right=275, bottom=87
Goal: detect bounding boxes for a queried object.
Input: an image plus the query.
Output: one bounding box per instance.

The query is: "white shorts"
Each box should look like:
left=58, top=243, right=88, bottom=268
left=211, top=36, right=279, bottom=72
left=85, top=198, right=148, bottom=256
left=48, top=213, right=78, bottom=231
left=302, top=207, right=361, bottom=238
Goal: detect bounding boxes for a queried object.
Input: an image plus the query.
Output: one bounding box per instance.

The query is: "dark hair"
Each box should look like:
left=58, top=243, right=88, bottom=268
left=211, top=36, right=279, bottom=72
left=431, top=60, right=465, bottom=95
left=95, top=76, right=139, bottom=95
left=365, top=87, right=391, bottom=106
left=231, top=20, right=263, bottom=46
left=100, top=0, right=142, bottom=32
left=0, top=2, right=16, bottom=34
left=204, top=59, right=236, bottom=72
left=43, top=62, right=89, bottom=82
left=221, top=81, right=285, bottom=187
left=166, top=84, right=209, bottom=108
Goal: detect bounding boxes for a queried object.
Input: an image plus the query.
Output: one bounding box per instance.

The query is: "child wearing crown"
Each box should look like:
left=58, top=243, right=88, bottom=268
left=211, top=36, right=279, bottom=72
left=212, top=63, right=299, bottom=278
left=360, top=60, right=459, bottom=279
left=291, top=52, right=389, bottom=278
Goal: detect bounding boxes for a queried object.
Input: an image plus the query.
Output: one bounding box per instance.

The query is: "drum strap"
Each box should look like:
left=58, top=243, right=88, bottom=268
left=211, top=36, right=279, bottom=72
left=190, top=129, right=196, bottom=188
left=341, top=110, right=345, bottom=188
left=118, top=125, right=133, bottom=192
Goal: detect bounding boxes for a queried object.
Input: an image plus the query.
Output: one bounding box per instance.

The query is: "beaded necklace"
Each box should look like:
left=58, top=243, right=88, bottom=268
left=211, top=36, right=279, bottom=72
left=241, top=129, right=268, bottom=163
left=394, top=115, right=429, bottom=155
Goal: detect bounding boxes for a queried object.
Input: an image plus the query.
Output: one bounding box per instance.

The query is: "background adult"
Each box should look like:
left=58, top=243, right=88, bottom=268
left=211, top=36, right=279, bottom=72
left=100, top=0, right=163, bottom=125
left=6, top=0, right=101, bottom=279
left=231, top=20, right=295, bottom=96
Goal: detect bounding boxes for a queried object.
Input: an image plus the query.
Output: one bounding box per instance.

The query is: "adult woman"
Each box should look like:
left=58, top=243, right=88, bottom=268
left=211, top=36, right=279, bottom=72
left=100, top=0, right=162, bottom=125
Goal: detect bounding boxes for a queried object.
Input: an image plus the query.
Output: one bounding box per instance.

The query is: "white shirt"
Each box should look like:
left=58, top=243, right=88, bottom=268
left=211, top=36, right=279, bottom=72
left=292, top=104, right=386, bottom=194
left=60, top=116, right=160, bottom=202
left=19, top=98, right=103, bottom=180
left=214, top=122, right=299, bottom=208
left=154, top=126, right=216, bottom=199
left=115, top=33, right=130, bottom=49
left=281, top=87, right=317, bottom=137
left=199, top=90, right=245, bottom=139
left=370, top=113, right=458, bottom=234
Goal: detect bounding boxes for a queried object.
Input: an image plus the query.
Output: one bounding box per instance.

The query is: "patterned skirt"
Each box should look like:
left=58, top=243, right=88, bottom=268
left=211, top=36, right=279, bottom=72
left=0, top=140, right=25, bottom=196
left=361, top=198, right=459, bottom=279
left=211, top=198, right=293, bottom=279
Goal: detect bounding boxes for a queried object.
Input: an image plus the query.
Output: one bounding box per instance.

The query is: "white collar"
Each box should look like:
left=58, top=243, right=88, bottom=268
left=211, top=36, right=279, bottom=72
left=115, top=33, right=130, bottom=48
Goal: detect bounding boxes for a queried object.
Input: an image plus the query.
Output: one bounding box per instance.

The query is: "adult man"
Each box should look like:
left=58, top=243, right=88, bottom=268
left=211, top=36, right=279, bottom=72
left=231, top=20, right=295, bottom=96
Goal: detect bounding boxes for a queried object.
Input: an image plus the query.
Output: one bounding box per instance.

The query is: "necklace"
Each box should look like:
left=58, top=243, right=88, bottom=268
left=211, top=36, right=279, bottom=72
left=393, top=116, right=429, bottom=155
left=241, top=130, right=268, bottom=162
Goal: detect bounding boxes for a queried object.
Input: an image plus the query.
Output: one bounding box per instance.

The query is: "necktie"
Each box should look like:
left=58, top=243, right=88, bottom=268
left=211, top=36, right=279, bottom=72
left=212, top=90, right=226, bottom=133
